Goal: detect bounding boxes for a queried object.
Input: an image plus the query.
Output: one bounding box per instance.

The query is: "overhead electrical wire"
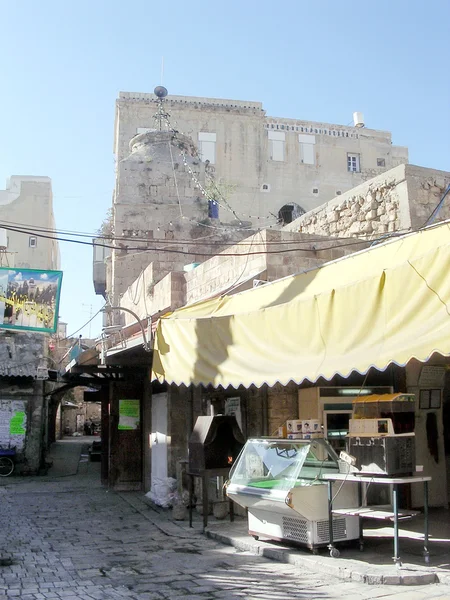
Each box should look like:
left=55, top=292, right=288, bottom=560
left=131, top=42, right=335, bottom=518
left=0, top=217, right=417, bottom=249
left=0, top=219, right=423, bottom=257
left=62, top=307, right=105, bottom=341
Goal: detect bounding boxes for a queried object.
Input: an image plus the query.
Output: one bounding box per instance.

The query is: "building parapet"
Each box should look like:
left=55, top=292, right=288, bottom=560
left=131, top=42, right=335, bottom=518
left=118, top=92, right=264, bottom=112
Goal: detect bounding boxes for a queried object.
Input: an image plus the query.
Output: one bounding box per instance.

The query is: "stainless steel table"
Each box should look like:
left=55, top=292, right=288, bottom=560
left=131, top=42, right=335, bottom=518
left=323, top=473, right=431, bottom=566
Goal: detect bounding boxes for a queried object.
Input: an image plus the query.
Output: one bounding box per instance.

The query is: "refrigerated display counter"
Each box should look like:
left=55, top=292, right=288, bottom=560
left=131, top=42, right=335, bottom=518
left=226, top=438, right=359, bottom=554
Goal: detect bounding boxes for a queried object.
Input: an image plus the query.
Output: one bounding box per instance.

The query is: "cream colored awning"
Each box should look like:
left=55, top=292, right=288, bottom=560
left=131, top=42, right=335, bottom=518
left=152, top=222, right=450, bottom=389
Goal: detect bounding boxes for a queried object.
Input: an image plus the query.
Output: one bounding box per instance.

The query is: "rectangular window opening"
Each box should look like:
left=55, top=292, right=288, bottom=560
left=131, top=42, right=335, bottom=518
left=198, top=132, right=216, bottom=164
left=268, top=131, right=285, bottom=161
left=29, top=236, right=37, bottom=248
left=347, top=153, right=361, bottom=173
left=298, top=134, right=316, bottom=165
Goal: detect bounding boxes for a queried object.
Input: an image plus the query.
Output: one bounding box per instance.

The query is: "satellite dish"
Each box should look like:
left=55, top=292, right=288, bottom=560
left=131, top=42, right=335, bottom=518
left=154, top=86, right=168, bottom=99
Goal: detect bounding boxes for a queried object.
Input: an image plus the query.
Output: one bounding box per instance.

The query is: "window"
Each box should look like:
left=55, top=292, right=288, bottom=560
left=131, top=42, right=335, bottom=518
left=312, top=188, right=319, bottom=194
left=347, top=153, right=361, bottom=173
left=29, top=237, right=37, bottom=248
left=278, top=203, right=306, bottom=225
left=298, top=134, right=315, bottom=165
left=336, top=191, right=342, bottom=195
left=198, top=132, right=216, bottom=164
left=268, top=131, right=285, bottom=161
left=261, top=183, right=271, bottom=192
left=377, top=158, right=386, bottom=167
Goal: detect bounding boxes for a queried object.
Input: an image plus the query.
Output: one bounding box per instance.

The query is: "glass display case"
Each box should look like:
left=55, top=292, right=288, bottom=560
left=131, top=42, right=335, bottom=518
left=226, top=438, right=359, bottom=552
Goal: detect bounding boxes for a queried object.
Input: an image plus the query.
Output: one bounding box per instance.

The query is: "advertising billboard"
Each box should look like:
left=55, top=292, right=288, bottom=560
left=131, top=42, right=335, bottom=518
left=0, top=267, right=63, bottom=333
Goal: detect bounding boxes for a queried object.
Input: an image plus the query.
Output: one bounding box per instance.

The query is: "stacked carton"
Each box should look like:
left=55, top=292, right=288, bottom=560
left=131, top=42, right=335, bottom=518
left=281, top=419, right=322, bottom=439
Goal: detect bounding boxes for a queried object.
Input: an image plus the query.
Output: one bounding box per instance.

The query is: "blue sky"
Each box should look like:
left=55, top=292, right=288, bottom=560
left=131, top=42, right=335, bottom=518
left=1, top=0, right=449, bottom=338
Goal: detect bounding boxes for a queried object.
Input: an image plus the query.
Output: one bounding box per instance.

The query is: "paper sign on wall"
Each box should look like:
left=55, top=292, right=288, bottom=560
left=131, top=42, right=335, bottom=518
left=225, top=397, right=242, bottom=431
left=118, top=400, right=140, bottom=430
left=9, top=412, right=26, bottom=435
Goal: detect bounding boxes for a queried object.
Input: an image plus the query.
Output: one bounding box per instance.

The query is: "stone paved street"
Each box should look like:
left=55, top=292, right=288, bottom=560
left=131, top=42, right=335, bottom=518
left=0, top=439, right=449, bottom=600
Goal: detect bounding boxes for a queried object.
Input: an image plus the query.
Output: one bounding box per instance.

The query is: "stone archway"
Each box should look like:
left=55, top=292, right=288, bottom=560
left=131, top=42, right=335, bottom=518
left=278, top=202, right=306, bottom=225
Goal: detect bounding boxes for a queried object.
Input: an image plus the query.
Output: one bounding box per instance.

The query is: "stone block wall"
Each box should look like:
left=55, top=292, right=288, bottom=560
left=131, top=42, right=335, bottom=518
left=285, top=164, right=450, bottom=240
left=115, top=92, right=408, bottom=222
left=119, top=229, right=367, bottom=325
left=267, top=382, right=299, bottom=435
left=405, top=167, right=450, bottom=230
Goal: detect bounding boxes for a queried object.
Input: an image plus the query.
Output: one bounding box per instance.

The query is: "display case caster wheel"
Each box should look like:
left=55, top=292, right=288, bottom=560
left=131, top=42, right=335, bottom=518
left=312, top=548, right=319, bottom=555
left=330, top=547, right=340, bottom=558
left=359, top=543, right=364, bottom=552
left=252, top=535, right=259, bottom=541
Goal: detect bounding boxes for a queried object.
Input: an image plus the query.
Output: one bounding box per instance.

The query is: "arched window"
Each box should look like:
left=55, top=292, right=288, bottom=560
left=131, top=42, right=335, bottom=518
left=278, top=203, right=306, bottom=225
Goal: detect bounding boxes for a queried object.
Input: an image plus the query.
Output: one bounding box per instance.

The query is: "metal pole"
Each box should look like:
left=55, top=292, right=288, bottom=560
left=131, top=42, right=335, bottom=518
left=188, top=474, right=193, bottom=528
left=392, top=484, right=401, bottom=567
left=327, top=480, right=334, bottom=555
left=358, top=481, right=364, bottom=551
left=202, top=473, right=208, bottom=531
left=101, top=306, right=151, bottom=352
left=423, top=480, right=430, bottom=563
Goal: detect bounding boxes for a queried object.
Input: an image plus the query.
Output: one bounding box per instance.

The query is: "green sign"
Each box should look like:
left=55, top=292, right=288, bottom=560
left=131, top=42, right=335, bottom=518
left=118, top=400, right=140, bottom=430
left=9, top=411, right=26, bottom=435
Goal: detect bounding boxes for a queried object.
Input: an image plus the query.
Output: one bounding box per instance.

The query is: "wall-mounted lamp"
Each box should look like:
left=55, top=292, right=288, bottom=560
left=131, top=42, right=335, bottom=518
left=100, top=305, right=152, bottom=353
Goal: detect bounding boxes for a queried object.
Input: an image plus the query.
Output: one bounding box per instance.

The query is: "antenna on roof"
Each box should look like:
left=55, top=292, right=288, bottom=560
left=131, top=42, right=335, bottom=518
left=161, top=56, right=164, bottom=85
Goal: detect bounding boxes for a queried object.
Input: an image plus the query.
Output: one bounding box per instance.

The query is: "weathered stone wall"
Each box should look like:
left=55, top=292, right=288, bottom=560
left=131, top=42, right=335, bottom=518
left=0, top=176, right=60, bottom=270
left=115, top=92, right=408, bottom=221
left=405, top=167, right=450, bottom=230
left=110, top=130, right=255, bottom=308
left=0, top=332, right=52, bottom=474
left=267, top=382, right=299, bottom=435
left=119, top=229, right=367, bottom=325
left=285, top=164, right=450, bottom=240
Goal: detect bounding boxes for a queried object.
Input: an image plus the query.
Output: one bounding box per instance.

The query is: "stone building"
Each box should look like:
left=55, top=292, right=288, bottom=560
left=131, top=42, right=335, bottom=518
left=284, top=164, right=450, bottom=239
left=0, top=176, right=60, bottom=270
left=98, top=128, right=259, bottom=309
left=0, top=176, right=60, bottom=474
left=87, top=90, right=450, bottom=508
left=92, top=163, right=450, bottom=510
left=95, top=90, right=408, bottom=316
left=114, top=91, right=408, bottom=225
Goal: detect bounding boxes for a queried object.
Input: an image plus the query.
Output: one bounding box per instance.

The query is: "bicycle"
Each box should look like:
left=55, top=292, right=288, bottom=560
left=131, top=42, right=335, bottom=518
left=0, top=448, right=16, bottom=477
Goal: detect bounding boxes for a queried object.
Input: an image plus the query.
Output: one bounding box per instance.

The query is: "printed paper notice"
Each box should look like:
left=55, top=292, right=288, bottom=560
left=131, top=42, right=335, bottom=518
left=9, top=412, right=26, bottom=435
left=118, top=400, right=140, bottom=430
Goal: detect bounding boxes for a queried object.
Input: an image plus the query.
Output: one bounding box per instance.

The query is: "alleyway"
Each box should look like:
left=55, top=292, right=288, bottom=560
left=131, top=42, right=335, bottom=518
left=0, top=438, right=448, bottom=600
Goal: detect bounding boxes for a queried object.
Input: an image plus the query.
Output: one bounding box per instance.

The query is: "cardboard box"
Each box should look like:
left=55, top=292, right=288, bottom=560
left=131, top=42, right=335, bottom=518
left=276, top=425, right=287, bottom=438
left=302, top=419, right=321, bottom=433
left=286, top=419, right=303, bottom=433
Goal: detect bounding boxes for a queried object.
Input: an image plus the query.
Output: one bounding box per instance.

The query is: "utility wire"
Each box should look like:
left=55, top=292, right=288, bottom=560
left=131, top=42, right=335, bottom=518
left=0, top=220, right=432, bottom=257
left=62, top=307, right=104, bottom=341
left=0, top=221, right=393, bottom=257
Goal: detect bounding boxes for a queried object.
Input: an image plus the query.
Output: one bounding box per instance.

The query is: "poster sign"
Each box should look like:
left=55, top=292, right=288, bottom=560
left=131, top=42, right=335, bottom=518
left=0, top=267, right=63, bottom=333
left=225, top=396, right=242, bottom=431
left=418, top=366, right=445, bottom=388
left=119, top=399, right=140, bottom=430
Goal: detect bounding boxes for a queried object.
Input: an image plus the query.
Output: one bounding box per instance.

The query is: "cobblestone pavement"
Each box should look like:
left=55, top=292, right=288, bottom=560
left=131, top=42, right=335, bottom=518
left=0, top=442, right=449, bottom=600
